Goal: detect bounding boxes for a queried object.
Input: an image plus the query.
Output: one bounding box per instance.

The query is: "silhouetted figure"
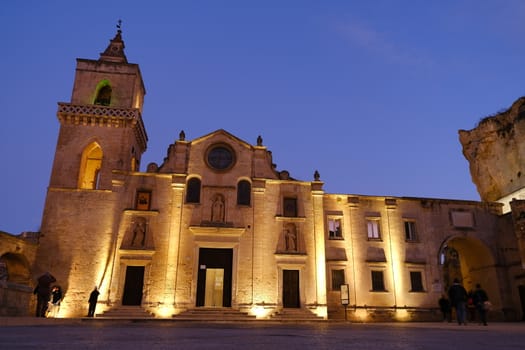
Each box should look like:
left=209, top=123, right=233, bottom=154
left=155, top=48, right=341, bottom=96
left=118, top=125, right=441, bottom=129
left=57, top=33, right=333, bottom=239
left=448, top=278, right=468, bottom=325
left=48, top=285, right=63, bottom=317
left=473, top=283, right=489, bottom=326
left=438, top=295, right=451, bottom=322
left=34, top=272, right=56, bottom=317
left=88, top=286, right=100, bottom=317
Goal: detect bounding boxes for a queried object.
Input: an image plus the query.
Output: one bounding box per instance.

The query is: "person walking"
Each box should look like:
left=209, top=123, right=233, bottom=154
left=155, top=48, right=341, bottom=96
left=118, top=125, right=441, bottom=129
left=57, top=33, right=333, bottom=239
left=448, top=278, right=468, bottom=325
left=438, top=295, right=451, bottom=322
left=87, top=286, right=100, bottom=317
left=473, top=283, right=489, bottom=326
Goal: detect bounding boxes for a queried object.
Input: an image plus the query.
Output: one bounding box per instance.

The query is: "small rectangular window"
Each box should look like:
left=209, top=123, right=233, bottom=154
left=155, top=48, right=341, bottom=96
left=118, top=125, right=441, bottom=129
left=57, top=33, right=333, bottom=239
left=283, top=197, right=297, bottom=217
left=331, top=269, right=345, bottom=291
left=367, top=218, right=381, bottom=240
left=328, top=218, right=343, bottom=239
left=371, top=270, right=385, bottom=291
left=410, top=271, right=424, bottom=292
left=404, top=220, right=417, bottom=241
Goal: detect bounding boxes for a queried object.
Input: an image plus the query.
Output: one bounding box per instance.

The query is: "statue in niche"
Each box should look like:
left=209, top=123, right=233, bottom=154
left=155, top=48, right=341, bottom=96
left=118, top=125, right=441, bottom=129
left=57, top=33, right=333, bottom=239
left=284, top=223, right=297, bottom=252
left=211, top=194, right=225, bottom=223
left=131, top=217, right=147, bottom=247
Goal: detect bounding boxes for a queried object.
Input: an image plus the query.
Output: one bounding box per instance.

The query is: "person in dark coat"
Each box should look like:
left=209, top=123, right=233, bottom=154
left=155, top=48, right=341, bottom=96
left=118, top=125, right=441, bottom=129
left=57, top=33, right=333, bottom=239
left=48, top=285, right=63, bottom=317
left=34, top=272, right=56, bottom=317
left=438, top=294, right=451, bottom=322
left=448, top=278, right=468, bottom=325
left=88, top=286, right=100, bottom=317
left=473, top=283, right=489, bottom=326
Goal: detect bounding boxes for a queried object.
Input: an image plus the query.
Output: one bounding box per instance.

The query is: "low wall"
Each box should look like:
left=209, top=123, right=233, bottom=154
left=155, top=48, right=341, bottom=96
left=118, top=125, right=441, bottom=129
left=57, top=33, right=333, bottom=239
left=0, top=281, right=34, bottom=316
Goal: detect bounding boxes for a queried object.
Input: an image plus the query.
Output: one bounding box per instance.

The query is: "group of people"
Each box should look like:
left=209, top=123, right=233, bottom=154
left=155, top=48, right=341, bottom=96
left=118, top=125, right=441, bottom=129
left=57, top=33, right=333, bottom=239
left=33, top=272, right=60, bottom=317
left=439, top=279, right=489, bottom=326
left=33, top=272, right=101, bottom=318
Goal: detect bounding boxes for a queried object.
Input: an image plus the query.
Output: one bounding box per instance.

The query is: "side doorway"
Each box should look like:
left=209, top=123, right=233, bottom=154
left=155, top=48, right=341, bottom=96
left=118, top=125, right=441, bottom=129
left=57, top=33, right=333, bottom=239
left=122, top=266, right=144, bottom=306
left=283, top=269, right=300, bottom=308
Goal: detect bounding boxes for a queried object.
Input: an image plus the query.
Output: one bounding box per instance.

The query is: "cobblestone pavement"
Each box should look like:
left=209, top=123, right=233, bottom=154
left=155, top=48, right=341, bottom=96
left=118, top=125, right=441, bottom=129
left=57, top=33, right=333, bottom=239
left=1, top=319, right=524, bottom=349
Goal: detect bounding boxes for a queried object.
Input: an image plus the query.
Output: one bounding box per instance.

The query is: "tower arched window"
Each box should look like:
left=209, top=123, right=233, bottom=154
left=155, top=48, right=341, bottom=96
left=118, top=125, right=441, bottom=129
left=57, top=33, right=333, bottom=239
left=237, top=180, right=251, bottom=206
left=79, top=142, right=103, bottom=189
left=186, top=178, right=201, bottom=204
left=94, top=84, right=112, bottom=106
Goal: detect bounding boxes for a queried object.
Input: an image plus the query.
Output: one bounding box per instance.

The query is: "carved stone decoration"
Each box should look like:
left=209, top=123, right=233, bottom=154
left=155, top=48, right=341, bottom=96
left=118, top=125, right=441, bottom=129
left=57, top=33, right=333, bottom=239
left=211, top=194, right=225, bottom=223
left=130, top=216, right=147, bottom=248
left=284, top=223, right=298, bottom=252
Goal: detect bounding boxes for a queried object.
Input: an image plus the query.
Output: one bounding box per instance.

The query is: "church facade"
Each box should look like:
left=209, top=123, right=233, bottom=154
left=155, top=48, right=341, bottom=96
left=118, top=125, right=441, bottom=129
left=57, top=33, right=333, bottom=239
left=2, top=30, right=525, bottom=320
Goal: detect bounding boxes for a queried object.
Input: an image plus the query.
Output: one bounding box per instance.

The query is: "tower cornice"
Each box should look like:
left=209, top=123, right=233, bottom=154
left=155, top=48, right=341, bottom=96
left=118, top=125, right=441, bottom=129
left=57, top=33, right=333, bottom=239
left=57, top=102, right=148, bottom=152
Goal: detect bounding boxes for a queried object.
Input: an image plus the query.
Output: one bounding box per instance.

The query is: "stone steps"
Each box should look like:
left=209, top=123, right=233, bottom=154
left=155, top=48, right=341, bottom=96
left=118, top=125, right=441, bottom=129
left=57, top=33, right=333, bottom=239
left=270, top=308, right=325, bottom=322
left=172, top=307, right=257, bottom=321
left=96, top=306, right=155, bottom=318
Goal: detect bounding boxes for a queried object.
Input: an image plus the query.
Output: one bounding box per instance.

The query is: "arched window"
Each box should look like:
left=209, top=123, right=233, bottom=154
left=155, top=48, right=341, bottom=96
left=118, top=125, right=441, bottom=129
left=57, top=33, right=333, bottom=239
left=237, top=180, right=251, bottom=205
left=78, top=142, right=103, bottom=189
left=94, top=81, right=112, bottom=106
left=186, top=178, right=201, bottom=203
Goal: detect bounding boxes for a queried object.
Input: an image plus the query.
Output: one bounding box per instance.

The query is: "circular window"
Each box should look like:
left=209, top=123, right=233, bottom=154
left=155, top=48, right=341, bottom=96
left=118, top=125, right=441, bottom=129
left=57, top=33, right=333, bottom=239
left=206, top=145, right=235, bottom=170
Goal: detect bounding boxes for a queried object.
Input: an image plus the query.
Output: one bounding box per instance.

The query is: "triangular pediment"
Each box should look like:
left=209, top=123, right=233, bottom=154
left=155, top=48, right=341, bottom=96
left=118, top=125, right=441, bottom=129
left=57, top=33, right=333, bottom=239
left=190, top=129, right=254, bottom=150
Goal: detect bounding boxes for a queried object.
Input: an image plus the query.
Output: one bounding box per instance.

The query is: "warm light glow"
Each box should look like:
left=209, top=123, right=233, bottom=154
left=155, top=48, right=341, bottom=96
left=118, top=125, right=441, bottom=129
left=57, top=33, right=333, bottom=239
left=156, top=306, right=175, bottom=318
left=78, top=142, right=102, bottom=189
left=354, top=308, right=369, bottom=321
left=251, top=305, right=272, bottom=319
left=313, top=306, right=328, bottom=319
left=395, top=309, right=410, bottom=321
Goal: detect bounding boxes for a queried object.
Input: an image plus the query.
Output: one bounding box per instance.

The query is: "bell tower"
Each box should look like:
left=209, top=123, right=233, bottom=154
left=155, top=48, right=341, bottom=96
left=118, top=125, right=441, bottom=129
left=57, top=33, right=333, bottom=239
left=35, top=28, right=149, bottom=307
left=49, top=26, right=147, bottom=190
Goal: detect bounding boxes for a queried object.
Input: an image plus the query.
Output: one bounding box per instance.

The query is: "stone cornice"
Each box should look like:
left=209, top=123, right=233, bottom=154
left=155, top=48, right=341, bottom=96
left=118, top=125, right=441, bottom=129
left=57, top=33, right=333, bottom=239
left=56, top=102, right=148, bottom=152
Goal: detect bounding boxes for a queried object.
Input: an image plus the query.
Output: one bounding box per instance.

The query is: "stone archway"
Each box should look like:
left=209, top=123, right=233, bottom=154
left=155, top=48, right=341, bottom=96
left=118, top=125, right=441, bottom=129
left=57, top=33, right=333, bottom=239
left=0, top=252, right=31, bottom=285
left=0, top=252, right=34, bottom=316
left=439, top=236, right=499, bottom=305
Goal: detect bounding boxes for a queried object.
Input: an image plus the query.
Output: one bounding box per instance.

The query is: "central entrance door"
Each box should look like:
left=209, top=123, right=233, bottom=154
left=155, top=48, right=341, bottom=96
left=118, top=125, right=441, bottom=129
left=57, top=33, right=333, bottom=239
left=122, top=266, right=144, bottom=305
left=283, top=269, right=300, bottom=308
left=196, top=248, right=232, bottom=307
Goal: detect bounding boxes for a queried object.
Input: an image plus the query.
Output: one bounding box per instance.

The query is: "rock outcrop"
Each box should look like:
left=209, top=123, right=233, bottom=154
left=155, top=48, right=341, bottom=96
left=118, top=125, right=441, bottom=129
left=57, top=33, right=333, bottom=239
left=459, top=97, right=525, bottom=202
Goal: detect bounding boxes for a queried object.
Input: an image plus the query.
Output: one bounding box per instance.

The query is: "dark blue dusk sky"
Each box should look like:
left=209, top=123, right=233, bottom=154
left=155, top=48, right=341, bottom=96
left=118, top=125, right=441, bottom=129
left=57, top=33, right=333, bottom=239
left=2, top=0, right=525, bottom=234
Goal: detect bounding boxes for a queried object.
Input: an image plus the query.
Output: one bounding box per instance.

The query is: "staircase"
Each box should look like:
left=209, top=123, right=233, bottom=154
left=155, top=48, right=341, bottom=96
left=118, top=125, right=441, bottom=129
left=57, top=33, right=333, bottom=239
left=172, top=307, right=257, bottom=322
left=96, top=306, right=155, bottom=319
left=269, top=308, right=325, bottom=322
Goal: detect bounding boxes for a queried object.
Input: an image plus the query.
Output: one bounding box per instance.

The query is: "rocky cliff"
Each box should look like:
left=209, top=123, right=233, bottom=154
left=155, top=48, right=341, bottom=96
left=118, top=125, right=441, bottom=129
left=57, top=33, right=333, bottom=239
left=459, top=97, right=525, bottom=202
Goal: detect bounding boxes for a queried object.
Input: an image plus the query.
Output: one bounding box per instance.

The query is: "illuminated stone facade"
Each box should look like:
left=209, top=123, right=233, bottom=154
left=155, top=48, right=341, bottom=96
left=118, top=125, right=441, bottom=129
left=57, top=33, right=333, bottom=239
left=24, top=31, right=525, bottom=321
left=0, top=231, right=38, bottom=316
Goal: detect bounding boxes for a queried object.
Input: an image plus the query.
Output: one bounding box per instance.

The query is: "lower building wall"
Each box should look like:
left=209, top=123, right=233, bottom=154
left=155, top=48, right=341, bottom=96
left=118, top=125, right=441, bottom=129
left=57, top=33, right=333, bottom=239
left=0, top=282, right=34, bottom=316
left=331, top=305, right=513, bottom=322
